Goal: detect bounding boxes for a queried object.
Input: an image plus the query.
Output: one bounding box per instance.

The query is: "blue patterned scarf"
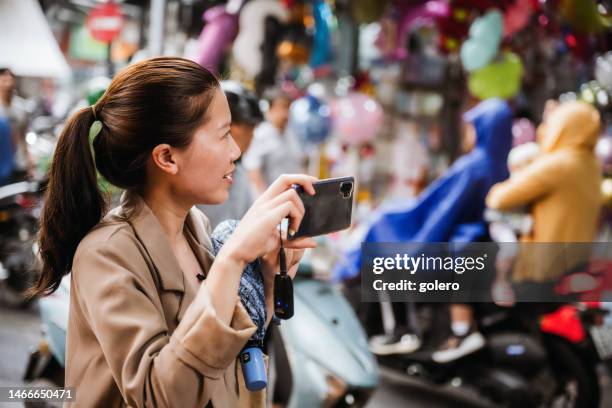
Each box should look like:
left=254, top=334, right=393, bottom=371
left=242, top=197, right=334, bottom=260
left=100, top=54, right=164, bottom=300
left=211, top=220, right=267, bottom=342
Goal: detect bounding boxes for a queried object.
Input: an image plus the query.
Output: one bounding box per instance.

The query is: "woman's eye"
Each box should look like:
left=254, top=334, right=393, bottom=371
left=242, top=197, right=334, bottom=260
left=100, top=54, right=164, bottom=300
left=224, top=131, right=231, bottom=139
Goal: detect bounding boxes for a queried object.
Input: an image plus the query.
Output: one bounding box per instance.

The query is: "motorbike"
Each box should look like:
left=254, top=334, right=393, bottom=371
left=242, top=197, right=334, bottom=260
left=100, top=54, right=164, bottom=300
left=0, top=178, right=44, bottom=308
left=358, top=210, right=610, bottom=407
left=373, top=298, right=607, bottom=407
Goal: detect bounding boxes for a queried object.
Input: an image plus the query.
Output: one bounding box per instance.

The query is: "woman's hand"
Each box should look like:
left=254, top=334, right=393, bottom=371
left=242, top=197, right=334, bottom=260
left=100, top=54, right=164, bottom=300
left=217, top=174, right=319, bottom=267
left=260, top=234, right=313, bottom=326
left=260, top=235, right=313, bottom=283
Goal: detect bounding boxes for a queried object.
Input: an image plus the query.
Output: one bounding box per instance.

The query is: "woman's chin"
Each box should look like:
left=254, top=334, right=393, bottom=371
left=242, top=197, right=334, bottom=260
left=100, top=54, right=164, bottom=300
left=198, top=190, right=229, bottom=206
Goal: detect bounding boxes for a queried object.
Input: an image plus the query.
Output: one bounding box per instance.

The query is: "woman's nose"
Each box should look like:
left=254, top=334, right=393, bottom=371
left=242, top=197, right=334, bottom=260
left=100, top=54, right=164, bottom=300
left=230, top=135, right=241, bottom=161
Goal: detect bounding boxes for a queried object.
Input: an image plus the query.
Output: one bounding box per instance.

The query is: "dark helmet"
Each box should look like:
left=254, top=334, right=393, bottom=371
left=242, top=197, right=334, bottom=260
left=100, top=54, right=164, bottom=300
left=220, top=81, right=264, bottom=127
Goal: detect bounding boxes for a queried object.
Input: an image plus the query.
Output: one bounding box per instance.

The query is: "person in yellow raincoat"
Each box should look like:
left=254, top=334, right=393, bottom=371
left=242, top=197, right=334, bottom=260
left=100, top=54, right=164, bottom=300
left=487, top=101, right=603, bottom=284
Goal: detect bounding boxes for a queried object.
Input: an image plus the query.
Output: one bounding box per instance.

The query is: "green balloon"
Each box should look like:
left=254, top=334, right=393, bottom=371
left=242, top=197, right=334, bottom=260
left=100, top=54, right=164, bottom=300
left=468, top=52, right=524, bottom=100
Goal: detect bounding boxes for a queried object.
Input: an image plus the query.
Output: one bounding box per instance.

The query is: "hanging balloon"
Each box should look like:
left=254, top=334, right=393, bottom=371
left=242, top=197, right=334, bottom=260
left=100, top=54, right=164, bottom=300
left=232, top=0, right=288, bottom=79
left=310, top=0, right=333, bottom=67
left=503, top=0, right=533, bottom=37
left=595, top=52, right=612, bottom=91
left=332, top=92, right=384, bottom=146
left=512, top=118, right=536, bottom=147
left=595, top=136, right=612, bottom=175
left=468, top=52, right=524, bottom=100
left=288, top=94, right=333, bottom=145
left=469, top=9, right=503, bottom=40
left=195, top=5, right=239, bottom=73
left=460, top=10, right=503, bottom=72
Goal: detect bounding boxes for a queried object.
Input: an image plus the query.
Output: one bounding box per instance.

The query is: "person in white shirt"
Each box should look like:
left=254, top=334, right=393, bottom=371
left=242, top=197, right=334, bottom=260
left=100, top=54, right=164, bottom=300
left=242, top=89, right=304, bottom=195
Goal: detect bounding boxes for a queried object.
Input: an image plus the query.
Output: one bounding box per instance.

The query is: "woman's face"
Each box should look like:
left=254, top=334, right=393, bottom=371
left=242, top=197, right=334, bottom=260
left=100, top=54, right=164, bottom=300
left=173, top=88, right=241, bottom=205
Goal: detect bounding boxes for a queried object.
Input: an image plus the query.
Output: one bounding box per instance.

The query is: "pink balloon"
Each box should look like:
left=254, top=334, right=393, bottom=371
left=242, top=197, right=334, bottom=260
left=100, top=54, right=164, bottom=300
left=512, top=118, right=537, bottom=147
left=503, top=0, right=533, bottom=37
left=195, top=6, right=239, bottom=73
left=332, top=93, right=384, bottom=146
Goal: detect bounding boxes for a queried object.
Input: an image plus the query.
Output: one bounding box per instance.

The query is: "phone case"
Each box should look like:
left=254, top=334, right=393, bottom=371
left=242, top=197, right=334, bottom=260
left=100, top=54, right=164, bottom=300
left=290, top=176, right=354, bottom=240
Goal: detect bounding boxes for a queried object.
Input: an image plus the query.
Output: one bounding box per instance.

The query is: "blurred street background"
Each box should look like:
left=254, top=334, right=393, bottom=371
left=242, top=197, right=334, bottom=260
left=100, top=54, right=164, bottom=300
left=2, top=0, right=612, bottom=407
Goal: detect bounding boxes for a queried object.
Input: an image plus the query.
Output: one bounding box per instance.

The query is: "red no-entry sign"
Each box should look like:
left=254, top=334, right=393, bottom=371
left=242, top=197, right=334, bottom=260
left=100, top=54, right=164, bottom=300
left=86, top=1, right=123, bottom=43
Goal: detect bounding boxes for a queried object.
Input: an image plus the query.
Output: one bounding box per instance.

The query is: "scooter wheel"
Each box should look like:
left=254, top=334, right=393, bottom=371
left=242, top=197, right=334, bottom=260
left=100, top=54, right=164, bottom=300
left=546, top=338, right=600, bottom=408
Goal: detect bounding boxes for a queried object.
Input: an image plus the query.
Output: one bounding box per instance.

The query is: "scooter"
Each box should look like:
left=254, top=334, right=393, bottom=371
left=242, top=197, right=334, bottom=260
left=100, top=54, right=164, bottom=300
left=23, top=274, right=68, bottom=388
left=266, top=240, right=379, bottom=407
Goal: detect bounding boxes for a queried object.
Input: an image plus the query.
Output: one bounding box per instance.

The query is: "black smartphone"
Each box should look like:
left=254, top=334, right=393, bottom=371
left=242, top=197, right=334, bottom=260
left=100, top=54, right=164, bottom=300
left=288, top=176, right=354, bottom=240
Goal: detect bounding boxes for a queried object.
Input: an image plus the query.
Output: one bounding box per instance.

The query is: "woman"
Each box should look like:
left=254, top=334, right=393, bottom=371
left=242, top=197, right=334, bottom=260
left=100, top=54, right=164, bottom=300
left=32, top=57, right=316, bottom=407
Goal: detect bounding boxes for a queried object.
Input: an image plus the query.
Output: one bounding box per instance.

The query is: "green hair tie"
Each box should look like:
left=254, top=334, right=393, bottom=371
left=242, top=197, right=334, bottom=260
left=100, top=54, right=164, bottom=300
left=89, top=120, right=102, bottom=158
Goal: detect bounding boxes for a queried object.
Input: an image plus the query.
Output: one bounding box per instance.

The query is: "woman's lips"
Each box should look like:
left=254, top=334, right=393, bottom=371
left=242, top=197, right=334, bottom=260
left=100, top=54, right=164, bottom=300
left=223, top=168, right=235, bottom=184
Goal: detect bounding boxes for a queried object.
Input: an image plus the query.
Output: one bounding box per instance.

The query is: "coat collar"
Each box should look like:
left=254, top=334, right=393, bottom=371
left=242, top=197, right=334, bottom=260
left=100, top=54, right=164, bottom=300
left=116, top=192, right=215, bottom=294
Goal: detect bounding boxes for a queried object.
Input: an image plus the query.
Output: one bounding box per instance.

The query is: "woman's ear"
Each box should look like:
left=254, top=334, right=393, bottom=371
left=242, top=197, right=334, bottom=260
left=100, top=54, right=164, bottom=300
left=151, top=144, right=178, bottom=175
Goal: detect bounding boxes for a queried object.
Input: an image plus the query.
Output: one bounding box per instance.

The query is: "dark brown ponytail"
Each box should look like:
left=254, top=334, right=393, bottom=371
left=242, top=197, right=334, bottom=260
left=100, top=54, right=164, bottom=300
left=33, top=107, right=105, bottom=296
left=32, top=57, right=219, bottom=296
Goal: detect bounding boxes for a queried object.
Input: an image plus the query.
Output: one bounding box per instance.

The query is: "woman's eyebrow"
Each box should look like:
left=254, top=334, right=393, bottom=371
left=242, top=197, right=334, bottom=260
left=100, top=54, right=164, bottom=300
left=218, top=120, right=231, bottom=131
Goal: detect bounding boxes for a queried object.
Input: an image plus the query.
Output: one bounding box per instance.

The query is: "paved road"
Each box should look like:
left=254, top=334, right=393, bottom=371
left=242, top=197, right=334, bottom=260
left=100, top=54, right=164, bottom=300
left=1, top=304, right=610, bottom=408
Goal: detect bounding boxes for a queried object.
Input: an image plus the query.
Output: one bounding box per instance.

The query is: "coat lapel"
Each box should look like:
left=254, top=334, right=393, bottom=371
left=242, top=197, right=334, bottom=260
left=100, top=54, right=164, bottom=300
left=121, top=192, right=185, bottom=293
left=177, top=207, right=216, bottom=321
left=119, top=194, right=217, bottom=323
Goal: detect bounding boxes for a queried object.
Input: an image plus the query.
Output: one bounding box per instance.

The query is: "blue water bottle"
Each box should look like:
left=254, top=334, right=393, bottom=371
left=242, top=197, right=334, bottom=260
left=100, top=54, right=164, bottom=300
left=239, top=340, right=267, bottom=391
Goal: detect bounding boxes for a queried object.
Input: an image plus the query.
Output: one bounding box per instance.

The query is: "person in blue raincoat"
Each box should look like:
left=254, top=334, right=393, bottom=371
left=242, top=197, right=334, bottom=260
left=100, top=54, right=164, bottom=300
left=0, top=115, right=14, bottom=184
left=335, top=98, right=513, bottom=362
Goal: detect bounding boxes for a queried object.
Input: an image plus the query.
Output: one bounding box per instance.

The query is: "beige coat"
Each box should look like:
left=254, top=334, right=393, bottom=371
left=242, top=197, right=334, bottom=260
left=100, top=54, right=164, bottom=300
left=486, top=101, right=603, bottom=281
left=65, top=192, right=265, bottom=407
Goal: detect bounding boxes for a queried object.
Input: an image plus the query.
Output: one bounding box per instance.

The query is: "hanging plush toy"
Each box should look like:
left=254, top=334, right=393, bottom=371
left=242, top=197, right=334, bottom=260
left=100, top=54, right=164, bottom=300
left=195, top=5, right=239, bottom=73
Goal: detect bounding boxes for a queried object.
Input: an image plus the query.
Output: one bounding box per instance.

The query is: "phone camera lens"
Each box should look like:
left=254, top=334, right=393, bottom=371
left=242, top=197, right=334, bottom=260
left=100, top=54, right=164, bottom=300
left=339, top=181, right=353, bottom=198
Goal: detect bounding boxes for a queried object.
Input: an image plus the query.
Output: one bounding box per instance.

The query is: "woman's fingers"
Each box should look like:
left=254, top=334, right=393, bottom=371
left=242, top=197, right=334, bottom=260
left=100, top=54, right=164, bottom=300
left=261, top=190, right=305, bottom=234
left=267, top=201, right=304, bottom=234
left=260, top=174, right=318, bottom=201
left=283, top=237, right=317, bottom=249
left=262, top=187, right=305, bottom=217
